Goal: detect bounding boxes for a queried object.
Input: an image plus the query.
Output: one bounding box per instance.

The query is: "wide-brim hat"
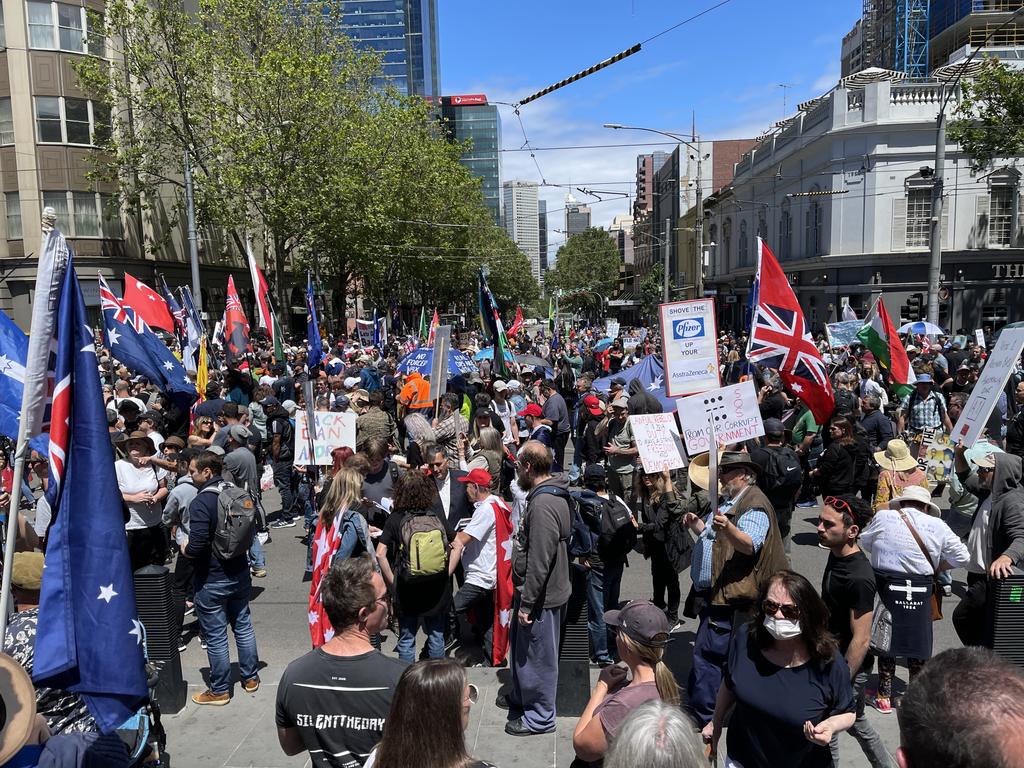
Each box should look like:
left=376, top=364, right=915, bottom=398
left=874, top=439, right=918, bottom=473
left=888, top=484, right=941, bottom=515
left=123, top=432, right=156, bottom=456
left=687, top=450, right=723, bottom=491
left=0, top=653, right=37, bottom=763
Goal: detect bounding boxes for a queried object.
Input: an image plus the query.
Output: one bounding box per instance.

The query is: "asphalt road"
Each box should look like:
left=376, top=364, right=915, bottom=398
left=161, top=486, right=968, bottom=768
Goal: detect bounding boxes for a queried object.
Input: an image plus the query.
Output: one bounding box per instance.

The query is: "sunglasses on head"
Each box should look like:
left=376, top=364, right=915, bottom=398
left=824, top=495, right=858, bottom=526
left=762, top=599, right=801, bottom=621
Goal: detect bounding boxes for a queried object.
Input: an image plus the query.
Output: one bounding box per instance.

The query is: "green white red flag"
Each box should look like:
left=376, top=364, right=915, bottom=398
left=856, top=298, right=916, bottom=397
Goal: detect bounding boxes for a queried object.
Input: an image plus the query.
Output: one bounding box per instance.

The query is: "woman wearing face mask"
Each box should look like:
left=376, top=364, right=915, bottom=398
left=701, top=570, right=856, bottom=768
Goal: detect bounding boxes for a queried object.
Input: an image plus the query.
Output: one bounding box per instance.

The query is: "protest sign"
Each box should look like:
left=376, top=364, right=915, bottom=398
left=917, top=428, right=955, bottom=484
left=621, top=335, right=644, bottom=351
left=952, top=328, right=1024, bottom=446
left=356, top=319, right=374, bottom=347
left=428, top=325, right=451, bottom=404
left=294, top=410, right=356, bottom=464
left=659, top=299, right=719, bottom=397
left=605, top=319, right=620, bottom=339
left=629, top=413, right=686, bottom=473
left=826, top=320, right=863, bottom=348
left=677, top=379, right=765, bottom=454
left=975, top=328, right=986, bottom=348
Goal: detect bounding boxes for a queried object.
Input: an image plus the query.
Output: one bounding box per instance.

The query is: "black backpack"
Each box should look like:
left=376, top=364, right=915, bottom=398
left=761, top=445, right=803, bottom=496
left=596, top=493, right=637, bottom=561
left=833, top=388, right=857, bottom=417
left=533, top=486, right=593, bottom=558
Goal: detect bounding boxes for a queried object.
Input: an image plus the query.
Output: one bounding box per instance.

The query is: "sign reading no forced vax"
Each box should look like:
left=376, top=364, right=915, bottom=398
left=658, top=299, right=720, bottom=398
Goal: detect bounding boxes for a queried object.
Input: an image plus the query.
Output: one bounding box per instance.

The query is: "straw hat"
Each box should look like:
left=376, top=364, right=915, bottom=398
left=0, top=653, right=37, bottom=763
left=873, top=439, right=918, bottom=473
left=888, top=484, right=940, bottom=515
left=687, top=450, right=759, bottom=491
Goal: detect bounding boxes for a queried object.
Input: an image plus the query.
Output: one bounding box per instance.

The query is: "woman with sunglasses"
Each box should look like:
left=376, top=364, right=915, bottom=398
left=188, top=416, right=216, bottom=449
left=702, top=570, right=856, bottom=768
left=364, top=658, right=493, bottom=768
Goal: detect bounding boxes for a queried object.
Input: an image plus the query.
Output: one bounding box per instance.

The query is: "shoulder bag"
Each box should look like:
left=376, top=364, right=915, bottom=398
left=898, top=510, right=943, bottom=621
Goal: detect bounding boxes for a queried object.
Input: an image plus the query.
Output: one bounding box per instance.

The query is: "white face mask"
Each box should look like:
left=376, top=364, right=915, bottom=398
left=763, top=615, right=802, bottom=640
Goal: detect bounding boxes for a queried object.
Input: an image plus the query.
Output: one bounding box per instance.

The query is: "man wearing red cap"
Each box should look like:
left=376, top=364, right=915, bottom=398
left=518, top=403, right=553, bottom=455
left=448, top=468, right=513, bottom=666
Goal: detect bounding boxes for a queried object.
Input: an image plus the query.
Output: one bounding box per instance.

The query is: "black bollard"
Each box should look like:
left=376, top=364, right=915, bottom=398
left=557, top=565, right=591, bottom=717
left=134, top=565, right=187, bottom=714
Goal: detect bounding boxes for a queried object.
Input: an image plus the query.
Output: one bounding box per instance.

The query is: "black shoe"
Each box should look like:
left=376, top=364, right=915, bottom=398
left=504, top=717, right=554, bottom=737
left=495, top=693, right=510, bottom=710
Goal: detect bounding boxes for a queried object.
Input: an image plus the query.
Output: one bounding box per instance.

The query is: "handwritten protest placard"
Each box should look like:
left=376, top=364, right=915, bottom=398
left=629, top=413, right=686, bottom=473
left=917, top=428, right=955, bottom=485
left=952, top=328, right=1024, bottom=445
left=294, top=410, right=357, bottom=465
left=676, top=379, right=765, bottom=454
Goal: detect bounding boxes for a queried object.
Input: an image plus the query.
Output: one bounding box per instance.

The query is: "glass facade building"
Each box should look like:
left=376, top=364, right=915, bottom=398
left=338, top=0, right=440, bottom=97
left=439, top=96, right=501, bottom=224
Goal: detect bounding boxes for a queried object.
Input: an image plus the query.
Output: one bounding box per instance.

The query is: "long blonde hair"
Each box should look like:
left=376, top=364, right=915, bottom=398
left=618, top=633, right=680, bottom=706
left=321, top=466, right=363, bottom=528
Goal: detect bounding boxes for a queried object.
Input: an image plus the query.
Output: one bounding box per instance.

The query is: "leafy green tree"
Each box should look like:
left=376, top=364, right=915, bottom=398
left=949, top=60, right=1024, bottom=171
left=544, top=228, right=620, bottom=316
left=639, top=262, right=664, bottom=319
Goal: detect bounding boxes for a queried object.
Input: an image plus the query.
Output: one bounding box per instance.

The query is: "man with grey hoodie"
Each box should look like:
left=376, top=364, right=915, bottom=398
left=951, top=446, right=1024, bottom=646
left=503, top=440, right=572, bottom=737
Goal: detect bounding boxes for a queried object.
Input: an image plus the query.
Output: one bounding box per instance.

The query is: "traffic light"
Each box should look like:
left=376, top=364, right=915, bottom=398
left=903, top=293, right=923, bottom=322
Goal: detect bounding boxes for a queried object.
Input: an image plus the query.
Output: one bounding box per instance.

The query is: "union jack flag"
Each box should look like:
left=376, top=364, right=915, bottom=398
left=747, top=238, right=834, bottom=423
left=99, top=274, right=147, bottom=334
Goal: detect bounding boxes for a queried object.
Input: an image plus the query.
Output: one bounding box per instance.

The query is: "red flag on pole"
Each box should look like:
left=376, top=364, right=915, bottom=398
left=427, top=308, right=440, bottom=346
left=123, top=272, right=174, bottom=332
left=747, top=238, right=835, bottom=423
left=508, top=306, right=524, bottom=337
left=492, top=496, right=514, bottom=666
left=224, top=275, right=251, bottom=363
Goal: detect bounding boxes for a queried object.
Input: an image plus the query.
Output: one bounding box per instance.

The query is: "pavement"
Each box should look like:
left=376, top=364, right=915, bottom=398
left=161, top=488, right=968, bottom=768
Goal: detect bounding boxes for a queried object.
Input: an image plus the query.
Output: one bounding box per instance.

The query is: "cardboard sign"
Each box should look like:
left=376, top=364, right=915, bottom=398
left=428, top=325, right=451, bottom=404
left=975, top=328, right=986, bottom=348
left=676, top=379, right=765, bottom=454
left=952, top=328, right=1024, bottom=446
left=605, top=320, right=620, bottom=339
left=629, top=413, right=686, bottom=473
left=918, top=428, right=955, bottom=485
left=826, top=320, right=863, bottom=348
left=659, top=299, right=720, bottom=397
left=356, top=319, right=375, bottom=347
left=294, top=410, right=357, bottom=465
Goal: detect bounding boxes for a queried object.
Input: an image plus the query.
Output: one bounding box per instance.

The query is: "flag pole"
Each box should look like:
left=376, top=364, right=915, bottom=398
left=0, top=391, right=33, bottom=639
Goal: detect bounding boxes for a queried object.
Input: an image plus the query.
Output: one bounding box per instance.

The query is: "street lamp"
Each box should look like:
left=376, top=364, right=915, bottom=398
left=604, top=123, right=710, bottom=301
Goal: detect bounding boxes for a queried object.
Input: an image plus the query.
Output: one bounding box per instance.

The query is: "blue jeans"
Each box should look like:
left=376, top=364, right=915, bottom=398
left=586, top=560, right=624, bottom=662
left=273, top=461, right=295, bottom=518
left=248, top=535, right=265, bottom=571
left=195, top=578, right=260, bottom=694
left=396, top=614, right=445, bottom=663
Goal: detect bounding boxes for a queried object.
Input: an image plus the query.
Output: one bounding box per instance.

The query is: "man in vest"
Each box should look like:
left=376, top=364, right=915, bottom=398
left=682, top=451, right=787, bottom=727
left=397, top=371, right=432, bottom=420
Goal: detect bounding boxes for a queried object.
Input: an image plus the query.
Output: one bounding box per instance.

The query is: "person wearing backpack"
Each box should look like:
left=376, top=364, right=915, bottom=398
left=750, top=419, right=804, bottom=553
left=375, top=469, right=453, bottom=663
left=637, top=469, right=690, bottom=633
left=184, top=450, right=262, bottom=706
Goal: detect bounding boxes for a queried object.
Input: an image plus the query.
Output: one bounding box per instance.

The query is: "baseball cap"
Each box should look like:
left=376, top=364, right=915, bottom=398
left=163, top=436, right=186, bottom=450
left=260, top=395, right=280, bottom=407
left=518, top=403, right=543, bottom=418
left=583, top=463, right=606, bottom=482
left=456, top=468, right=493, bottom=487
left=228, top=424, right=251, bottom=444
left=604, top=599, right=670, bottom=647
left=282, top=399, right=298, bottom=414
left=763, top=418, right=785, bottom=437
left=916, top=374, right=933, bottom=384
left=205, top=445, right=226, bottom=456
left=973, top=453, right=996, bottom=469
left=492, top=380, right=508, bottom=392
left=610, top=376, right=627, bottom=389
left=583, top=394, right=603, bottom=417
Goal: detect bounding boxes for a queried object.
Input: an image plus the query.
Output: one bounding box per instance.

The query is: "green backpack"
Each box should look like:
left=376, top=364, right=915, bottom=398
left=398, top=512, right=449, bottom=581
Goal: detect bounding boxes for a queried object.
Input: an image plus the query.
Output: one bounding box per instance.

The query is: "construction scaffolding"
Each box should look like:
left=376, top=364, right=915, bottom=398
left=895, top=0, right=931, bottom=78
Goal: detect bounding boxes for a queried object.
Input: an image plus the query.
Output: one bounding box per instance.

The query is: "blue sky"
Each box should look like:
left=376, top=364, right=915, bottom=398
left=439, top=0, right=860, bottom=251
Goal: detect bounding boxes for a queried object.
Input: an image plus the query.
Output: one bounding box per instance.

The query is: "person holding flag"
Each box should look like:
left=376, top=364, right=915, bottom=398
left=447, top=468, right=514, bottom=667
left=224, top=276, right=251, bottom=365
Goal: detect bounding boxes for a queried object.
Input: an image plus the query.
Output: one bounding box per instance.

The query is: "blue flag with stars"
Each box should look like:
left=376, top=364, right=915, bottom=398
left=99, top=274, right=197, bottom=410
left=0, top=310, right=49, bottom=454
left=34, top=259, right=149, bottom=734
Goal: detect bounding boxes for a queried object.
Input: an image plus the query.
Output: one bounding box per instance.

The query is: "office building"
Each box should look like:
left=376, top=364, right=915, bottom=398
left=503, top=181, right=540, bottom=281
left=538, top=198, right=548, bottom=275
left=704, top=73, right=1024, bottom=332
left=338, top=0, right=440, bottom=97
left=438, top=94, right=501, bottom=224
left=564, top=193, right=591, bottom=236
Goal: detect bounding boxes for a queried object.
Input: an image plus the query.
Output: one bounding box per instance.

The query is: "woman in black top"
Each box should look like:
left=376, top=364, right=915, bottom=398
left=702, top=570, right=855, bottom=768
left=811, top=417, right=857, bottom=497
left=637, top=470, right=690, bottom=628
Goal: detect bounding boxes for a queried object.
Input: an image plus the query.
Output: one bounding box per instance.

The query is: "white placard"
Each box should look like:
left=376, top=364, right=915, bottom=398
left=629, top=413, right=686, bottom=474
left=659, top=299, right=720, bottom=397
left=356, top=319, right=374, bottom=347
left=676, top=379, right=765, bottom=454
left=294, top=410, right=357, bottom=465
left=975, top=328, right=986, bottom=348
left=605, top=319, right=620, bottom=339
left=428, top=325, right=451, bottom=404
left=952, top=328, right=1024, bottom=446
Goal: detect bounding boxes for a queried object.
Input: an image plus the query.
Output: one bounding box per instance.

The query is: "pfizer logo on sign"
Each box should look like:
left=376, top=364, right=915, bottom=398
left=673, top=318, right=704, bottom=340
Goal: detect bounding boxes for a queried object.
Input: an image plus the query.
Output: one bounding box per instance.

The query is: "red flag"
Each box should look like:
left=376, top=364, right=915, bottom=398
left=492, top=496, right=514, bottom=666
left=508, top=306, right=524, bottom=337
left=224, top=275, right=251, bottom=362
left=308, top=513, right=344, bottom=647
left=427, top=308, right=440, bottom=346
left=123, top=272, right=174, bottom=332
left=747, top=238, right=835, bottom=423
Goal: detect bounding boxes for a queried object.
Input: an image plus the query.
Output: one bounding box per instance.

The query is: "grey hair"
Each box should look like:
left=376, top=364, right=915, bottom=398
left=604, top=700, right=706, bottom=768
left=476, top=427, right=503, bottom=454
left=404, top=413, right=436, bottom=445
left=862, top=393, right=881, bottom=410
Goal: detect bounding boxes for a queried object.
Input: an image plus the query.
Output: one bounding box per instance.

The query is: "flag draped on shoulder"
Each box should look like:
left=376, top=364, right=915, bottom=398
left=492, top=496, right=514, bottom=666
left=857, top=298, right=916, bottom=398
left=35, top=260, right=149, bottom=733
left=306, top=272, right=323, bottom=370
left=224, top=275, right=251, bottom=364
left=477, top=269, right=511, bottom=377
left=747, top=238, right=835, bottom=423
left=123, top=272, right=174, bottom=333
left=100, top=274, right=197, bottom=409
left=0, top=310, right=50, bottom=454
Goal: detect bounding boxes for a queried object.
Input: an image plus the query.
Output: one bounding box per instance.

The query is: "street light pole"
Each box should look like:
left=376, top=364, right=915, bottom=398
left=183, top=149, right=202, bottom=312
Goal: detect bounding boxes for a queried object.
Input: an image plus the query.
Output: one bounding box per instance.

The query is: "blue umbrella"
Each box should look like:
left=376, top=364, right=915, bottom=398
left=897, top=321, right=945, bottom=336
left=593, top=338, right=614, bottom=352
left=397, top=347, right=478, bottom=378
left=473, top=346, right=514, bottom=362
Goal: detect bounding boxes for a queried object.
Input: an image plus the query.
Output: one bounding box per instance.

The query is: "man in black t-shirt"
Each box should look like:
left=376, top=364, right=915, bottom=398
left=277, top=554, right=406, bottom=768
left=817, top=495, right=895, bottom=768
left=264, top=396, right=297, bottom=525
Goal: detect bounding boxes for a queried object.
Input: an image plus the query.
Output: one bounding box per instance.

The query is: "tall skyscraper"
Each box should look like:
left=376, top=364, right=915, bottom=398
left=438, top=95, right=501, bottom=225
left=338, top=0, right=440, bottom=97
left=503, top=181, right=540, bottom=282
left=538, top=199, right=548, bottom=275
left=565, top=193, right=591, bottom=236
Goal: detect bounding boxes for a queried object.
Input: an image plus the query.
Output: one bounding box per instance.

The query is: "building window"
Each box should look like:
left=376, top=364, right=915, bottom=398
left=779, top=202, right=792, bottom=259
left=72, top=191, right=99, bottom=236
left=100, top=193, right=122, bottom=238
left=906, top=188, right=931, bottom=248
left=35, top=96, right=99, bottom=144
left=0, top=98, right=13, bottom=145
left=0, top=2, right=6, bottom=49
left=989, top=185, right=1015, bottom=246
left=40, top=191, right=117, bottom=238
left=26, top=0, right=100, bottom=53
left=5, top=192, right=20, bottom=239
left=739, top=220, right=749, bottom=265
left=723, top=217, right=732, bottom=264
left=42, top=191, right=70, bottom=231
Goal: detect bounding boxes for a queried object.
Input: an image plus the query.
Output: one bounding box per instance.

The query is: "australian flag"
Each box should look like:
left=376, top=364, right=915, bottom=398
left=34, top=260, right=149, bottom=733
left=99, top=274, right=197, bottom=410
left=0, top=311, right=49, bottom=454
left=306, top=272, right=323, bottom=370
